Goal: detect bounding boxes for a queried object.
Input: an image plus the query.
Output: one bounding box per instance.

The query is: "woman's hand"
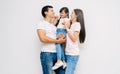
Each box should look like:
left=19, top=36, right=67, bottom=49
left=62, top=21, right=70, bottom=29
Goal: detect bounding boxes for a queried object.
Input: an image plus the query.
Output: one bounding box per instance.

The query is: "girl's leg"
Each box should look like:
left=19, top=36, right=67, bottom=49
left=61, top=45, right=65, bottom=60
left=52, top=29, right=67, bottom=70
left=56, top=29, right=63, bottom=61
left=52, top=44, right=64, bottom=70
left=56, top=43, right=62, bottom=61
left=53, top=53, right=65, bottom=74
left=60, top=45, right=67, bottom=69
left=61, top=29, right=67, bottom=61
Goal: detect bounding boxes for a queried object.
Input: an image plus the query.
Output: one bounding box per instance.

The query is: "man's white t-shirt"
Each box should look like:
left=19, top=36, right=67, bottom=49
left=37, top=20, right=57, bottom=53
left=65, top=22, right=81, bottom=55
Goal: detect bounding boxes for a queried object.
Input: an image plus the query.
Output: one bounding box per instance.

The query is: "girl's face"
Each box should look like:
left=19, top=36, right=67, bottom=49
left=60, top=10, right=68, bottom=18
left=70, top=10, right=77, bottom=21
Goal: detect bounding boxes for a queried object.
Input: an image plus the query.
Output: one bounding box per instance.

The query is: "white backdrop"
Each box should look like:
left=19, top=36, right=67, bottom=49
left=0, top=0, right=120, bottom=74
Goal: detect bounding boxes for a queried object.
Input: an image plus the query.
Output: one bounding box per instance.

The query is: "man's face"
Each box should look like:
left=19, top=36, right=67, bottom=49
left=45, top=8, right=55, bottom=18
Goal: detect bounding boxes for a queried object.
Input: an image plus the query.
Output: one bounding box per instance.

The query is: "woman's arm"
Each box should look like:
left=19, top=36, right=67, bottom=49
left=67, top=31, right=80, bottom=42
left=64, top=22, right=80, bottom=42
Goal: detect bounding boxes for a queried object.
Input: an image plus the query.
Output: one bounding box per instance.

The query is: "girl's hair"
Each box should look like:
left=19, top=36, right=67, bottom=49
left=74, top=9, right=86, bottom=43
left=56, top=7, right=69, bottom=26
left=59, top=7, right=69, bottom=18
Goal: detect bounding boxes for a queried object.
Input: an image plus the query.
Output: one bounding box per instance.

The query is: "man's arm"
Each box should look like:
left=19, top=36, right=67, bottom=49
left=37, top=29, right=65, bottom=43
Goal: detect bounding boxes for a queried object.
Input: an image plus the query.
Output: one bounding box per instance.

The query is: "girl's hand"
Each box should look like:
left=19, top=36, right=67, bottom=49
left=53, top=15, right=59, bottom=26
left=64, top=21, right=70, bottom=29
left=54, top=15, right=59, bottom=20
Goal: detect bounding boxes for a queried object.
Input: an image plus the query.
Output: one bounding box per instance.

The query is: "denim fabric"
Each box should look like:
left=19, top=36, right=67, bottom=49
left=40, top=52, right=65, bottom=74
left=56, top=28, right=67, bottom=60
left=65, top=55, right=79, bottom=74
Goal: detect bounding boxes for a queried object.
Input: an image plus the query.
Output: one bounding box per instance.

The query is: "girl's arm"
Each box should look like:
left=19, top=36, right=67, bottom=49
left=53, top=16, right=59, bottom=26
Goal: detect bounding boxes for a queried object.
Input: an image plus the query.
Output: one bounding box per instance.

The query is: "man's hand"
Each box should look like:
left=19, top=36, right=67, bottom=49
left=37, top=29, right=66, bottom=43
left=57, top=34, right=65, bottom=39
left=57, top=37, right=66, bottom=43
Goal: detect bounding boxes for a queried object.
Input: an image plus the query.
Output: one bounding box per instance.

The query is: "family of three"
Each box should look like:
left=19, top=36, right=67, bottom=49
left=37, top=5, right=86, bottom=74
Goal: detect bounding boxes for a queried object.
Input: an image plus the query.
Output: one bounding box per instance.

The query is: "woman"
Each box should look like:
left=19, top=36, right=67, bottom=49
left=64, top=9, right=86, bottom=74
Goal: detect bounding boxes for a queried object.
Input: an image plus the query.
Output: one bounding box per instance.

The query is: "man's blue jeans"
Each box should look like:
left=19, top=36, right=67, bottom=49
left=65, top=55, right=79, bottom=74
left=56, top=28, right=67, bottom=60
left=40, top=52, right=65, bottom=74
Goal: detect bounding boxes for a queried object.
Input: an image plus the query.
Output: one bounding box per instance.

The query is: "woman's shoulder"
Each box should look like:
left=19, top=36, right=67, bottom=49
left=71, top=22, right=81, bottom=30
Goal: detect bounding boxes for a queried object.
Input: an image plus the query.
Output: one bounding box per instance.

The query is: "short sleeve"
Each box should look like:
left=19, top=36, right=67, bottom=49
left=37, top=22, right=45, bottom=30
left=73, top=23, right=81, bottom=32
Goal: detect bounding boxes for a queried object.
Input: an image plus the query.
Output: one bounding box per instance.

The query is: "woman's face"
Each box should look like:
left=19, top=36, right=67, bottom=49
left=70, top=10, right=77, bottom=21
left=60, top=11, right=68, bottom=18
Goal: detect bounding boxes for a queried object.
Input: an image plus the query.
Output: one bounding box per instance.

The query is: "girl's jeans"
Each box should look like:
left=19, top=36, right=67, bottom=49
left=56, top=28, right=67, bottom=60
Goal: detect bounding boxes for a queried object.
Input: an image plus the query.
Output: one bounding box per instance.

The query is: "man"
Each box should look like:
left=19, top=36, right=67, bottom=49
left=37, top=5, right=65, bottom=74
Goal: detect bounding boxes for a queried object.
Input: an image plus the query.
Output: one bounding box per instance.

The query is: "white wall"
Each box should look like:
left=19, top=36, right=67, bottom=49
left=0, top=0, right=120, bottom=74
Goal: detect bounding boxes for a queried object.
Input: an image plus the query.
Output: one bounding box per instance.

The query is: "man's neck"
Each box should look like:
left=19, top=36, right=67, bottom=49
left=44, top=17, right=52, bottom=24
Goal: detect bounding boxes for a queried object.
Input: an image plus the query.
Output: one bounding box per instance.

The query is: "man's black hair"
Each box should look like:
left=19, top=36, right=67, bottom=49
left=41, top=5, right=53, bottom=18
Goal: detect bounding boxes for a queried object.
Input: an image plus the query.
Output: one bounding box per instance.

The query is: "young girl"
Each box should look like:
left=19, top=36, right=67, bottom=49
left=64, top=9, right=86, bottom=74
left=52, top=7, right=69, bottom=70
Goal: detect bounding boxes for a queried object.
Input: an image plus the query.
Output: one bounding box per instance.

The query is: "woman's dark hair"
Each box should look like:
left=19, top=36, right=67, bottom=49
left=41, top=5, right=53, bottom=18
left=74, top=9, right=86, bottom=43
left=56, top=7, right=69, bottom=26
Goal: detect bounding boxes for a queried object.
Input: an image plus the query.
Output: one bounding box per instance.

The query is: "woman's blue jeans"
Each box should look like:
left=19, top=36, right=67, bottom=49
left=65, top=55, right=79, bottom=74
